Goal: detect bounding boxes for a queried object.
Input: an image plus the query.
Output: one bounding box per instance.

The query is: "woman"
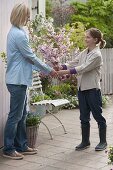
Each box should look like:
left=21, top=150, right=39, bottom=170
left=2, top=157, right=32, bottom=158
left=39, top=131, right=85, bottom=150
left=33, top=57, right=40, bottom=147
left=57, top=28, right=107, bottom=151
left=3, top=3, right=57, bottom=160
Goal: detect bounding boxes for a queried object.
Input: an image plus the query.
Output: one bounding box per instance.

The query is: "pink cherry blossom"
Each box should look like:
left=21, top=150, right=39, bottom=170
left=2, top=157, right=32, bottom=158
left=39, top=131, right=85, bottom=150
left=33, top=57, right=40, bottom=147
left=27, top=14, right=79, bottom=68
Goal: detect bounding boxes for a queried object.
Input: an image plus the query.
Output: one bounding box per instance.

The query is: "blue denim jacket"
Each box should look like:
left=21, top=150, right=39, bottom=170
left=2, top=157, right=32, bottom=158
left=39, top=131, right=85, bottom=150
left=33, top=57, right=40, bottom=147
left=6, top=26, right=52, bottom=87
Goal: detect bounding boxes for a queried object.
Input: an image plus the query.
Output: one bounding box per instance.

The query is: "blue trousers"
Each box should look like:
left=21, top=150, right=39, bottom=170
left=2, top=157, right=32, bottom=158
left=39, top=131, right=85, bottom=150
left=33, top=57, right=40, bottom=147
left=78, top=88, right=106, bottom=127
left=3, top=84, right=28, bottom=154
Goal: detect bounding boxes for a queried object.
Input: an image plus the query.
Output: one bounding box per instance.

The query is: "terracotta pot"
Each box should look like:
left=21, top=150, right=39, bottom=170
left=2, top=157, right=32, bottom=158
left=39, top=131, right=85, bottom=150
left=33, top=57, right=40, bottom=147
left=26, top=125, right=39, bottom=148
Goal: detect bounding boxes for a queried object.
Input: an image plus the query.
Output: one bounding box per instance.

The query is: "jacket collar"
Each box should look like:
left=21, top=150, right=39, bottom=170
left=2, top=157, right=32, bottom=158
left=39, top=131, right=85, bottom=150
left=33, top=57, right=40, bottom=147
left=86, top=46, right=100, bottom=54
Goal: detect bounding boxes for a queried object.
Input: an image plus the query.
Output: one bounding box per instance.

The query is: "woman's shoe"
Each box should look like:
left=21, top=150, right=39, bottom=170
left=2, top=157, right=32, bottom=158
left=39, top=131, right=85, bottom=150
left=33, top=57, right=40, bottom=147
left=3, top=151, right=24, bottom=160
left=20, top=147, right=38, bottom=155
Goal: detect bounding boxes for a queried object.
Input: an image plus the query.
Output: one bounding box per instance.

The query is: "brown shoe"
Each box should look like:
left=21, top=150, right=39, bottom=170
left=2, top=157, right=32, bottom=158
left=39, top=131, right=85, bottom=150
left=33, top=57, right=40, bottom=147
left=3, top=151, right=24, bottom=160
left=20, top=147, right=38, bottom=155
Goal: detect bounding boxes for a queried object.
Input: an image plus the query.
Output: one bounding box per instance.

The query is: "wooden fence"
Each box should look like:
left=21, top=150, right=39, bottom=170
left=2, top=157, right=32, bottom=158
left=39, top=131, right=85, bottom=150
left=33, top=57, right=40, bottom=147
left=101, top=48, right=113, bottom=94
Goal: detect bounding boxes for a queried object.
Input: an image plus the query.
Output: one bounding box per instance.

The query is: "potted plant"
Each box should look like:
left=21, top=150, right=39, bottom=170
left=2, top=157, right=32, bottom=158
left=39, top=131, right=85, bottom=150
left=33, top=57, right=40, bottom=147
left=26, top=112, right=41, bottom=148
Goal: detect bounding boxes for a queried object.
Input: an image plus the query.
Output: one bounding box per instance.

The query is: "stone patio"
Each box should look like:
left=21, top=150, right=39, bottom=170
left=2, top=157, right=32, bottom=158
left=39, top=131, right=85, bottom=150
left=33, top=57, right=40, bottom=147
left=0, top=97, right=113, bottom=170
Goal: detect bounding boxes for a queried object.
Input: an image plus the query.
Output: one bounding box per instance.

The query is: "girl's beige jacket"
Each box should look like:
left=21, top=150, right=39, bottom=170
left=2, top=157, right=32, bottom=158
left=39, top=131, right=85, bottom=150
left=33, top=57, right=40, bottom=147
left=66, top=47, right=103, bottom=91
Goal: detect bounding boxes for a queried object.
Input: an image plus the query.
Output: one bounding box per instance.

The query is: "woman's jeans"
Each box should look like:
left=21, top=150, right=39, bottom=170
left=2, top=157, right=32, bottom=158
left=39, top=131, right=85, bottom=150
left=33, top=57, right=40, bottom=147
left=3, top=84, right=28, bottom=154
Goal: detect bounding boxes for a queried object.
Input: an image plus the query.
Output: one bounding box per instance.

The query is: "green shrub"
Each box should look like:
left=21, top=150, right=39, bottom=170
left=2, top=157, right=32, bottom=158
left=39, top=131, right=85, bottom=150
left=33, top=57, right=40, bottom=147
left=59, top=84, right=71, bottom=95
left=108, top=146, right=113, bottom=165
left=63, top=95, right=79, bottom=109
left=45, top=78, right=78, bottom=100
left=45, top=84, right=70, bottom=99
left=30, top=94, right=51, bottom=104
left=26, top=112, right=41, bottom=127
left=102, top=95, right=109, bottom=108
left=60, top=75, right=77, bottom=96
left=41, top=76, right=52, bottom=92
left=0, top=52, right=7, bottom=63
left=70, top=0, right=113, bottom=48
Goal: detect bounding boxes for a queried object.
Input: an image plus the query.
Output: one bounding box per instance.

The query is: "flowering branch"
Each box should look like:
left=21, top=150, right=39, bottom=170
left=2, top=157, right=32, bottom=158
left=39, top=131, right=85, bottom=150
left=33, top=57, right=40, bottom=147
left=27, top=14, right=82, bottom=68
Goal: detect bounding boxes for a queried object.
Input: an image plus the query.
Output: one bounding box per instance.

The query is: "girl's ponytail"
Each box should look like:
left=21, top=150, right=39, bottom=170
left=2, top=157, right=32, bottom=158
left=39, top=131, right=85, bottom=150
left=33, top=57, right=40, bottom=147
left=100, top=38, right=106, bottom=49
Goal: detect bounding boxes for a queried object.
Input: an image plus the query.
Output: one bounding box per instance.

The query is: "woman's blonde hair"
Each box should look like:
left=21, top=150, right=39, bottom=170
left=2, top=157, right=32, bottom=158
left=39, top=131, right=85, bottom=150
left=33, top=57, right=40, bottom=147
left=10, top=3, right=30, bottom=27
left=86, top=28, right=106, bottom=49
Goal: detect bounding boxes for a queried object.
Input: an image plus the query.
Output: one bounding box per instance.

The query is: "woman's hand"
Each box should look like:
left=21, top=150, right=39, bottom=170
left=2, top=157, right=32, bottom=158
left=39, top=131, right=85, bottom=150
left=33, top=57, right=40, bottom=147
left=53, top=65, right=62, bottom=71
left=49, top=70, right=58, bottom=78
left=57, top=70, right=70, bottom=76
left=52, top=63, right=63, bottom=71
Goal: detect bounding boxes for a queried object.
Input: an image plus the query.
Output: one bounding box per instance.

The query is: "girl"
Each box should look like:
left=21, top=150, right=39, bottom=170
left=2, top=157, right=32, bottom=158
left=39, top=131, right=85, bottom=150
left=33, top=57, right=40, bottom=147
left=57, top=28, right=107, bottom=151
